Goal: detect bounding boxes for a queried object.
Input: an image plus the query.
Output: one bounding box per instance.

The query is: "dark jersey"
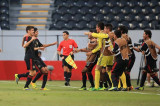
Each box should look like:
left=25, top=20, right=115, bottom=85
left=33, top=38, right=43, bottom=58
left=23, top=36, right=35, bottom=59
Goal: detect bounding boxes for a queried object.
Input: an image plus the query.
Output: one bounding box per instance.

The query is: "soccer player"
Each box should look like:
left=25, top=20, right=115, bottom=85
left=57, top=31, right=78, bottom=86
left=108, top=30, right=129, bottom=91
left=118, top=25, right=135, bottom=91
left=85, top=22, right=111, bottom=91
left=30, top=28, right=57, bottom=90
left=133, top=30, right=160, bottom=90
left=75, top=29, right=100, bottom=90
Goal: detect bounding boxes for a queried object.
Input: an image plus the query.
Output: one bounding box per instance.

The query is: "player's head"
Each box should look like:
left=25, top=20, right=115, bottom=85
left=96, top=22, right=104, bottom=33
left=26, top=26, right=34, bottom=36
left=63, top=31, right=69, bottom=40
left=104, top=23, right=113, bottom=34
left=34, top=27, right=38, bottom=37
left=114, top=30, right=122, bottom=39
left=143, top=30, right=152, bottom=40
left=118, top=25, right=128, bottom=34
left=88, top=29, right=97, bottom=39
left=38, top=51, right=42, bottom=57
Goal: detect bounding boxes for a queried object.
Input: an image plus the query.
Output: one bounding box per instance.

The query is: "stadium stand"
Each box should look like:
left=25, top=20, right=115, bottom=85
left=50, top=0, right=160, bottom=30
left=0, top=0, right=10, bottom=30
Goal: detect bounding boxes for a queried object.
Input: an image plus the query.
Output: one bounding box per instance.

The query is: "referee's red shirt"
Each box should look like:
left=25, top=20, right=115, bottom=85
left=57, top=39, right=78, bottom=56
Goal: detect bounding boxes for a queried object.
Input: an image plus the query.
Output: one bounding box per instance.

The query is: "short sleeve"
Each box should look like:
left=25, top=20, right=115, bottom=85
left=57, top=42, right=62, bottom=51
left=72, top=40, right=78, bottom=48
left=140, top=42, right=148, bottom=52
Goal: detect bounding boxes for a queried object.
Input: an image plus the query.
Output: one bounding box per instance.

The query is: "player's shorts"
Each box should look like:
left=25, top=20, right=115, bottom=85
left=145, top=60, right=158, bottom=73
left=38, top=57, right=47, bottom=67
left=24, top=58, right=36, bottom=70
left=126, top=54, right=135, bottom=72
left=111, top=59, right=128, bottom=77
left=97, top=54, right=113, bottom=67
left=62, top=55, right=74, bottom=69
left=85, top=52, right=100, bottom=71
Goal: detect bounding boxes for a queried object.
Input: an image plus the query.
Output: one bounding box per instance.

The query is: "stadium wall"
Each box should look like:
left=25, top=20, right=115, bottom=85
left=0, top=30, right=160, bottom=80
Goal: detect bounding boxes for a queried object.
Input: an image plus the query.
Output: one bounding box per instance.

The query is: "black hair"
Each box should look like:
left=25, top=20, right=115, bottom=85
left=89, top=29, right=97, bottom=33
left=105, top=23, right=113, bottom=31
left=114, top=30, right=122, bottom=38
left=144, top=30, right=152, bottom=38
left=63, top=31, right=69, bottom=35
left=34, top=27, right=38, bottom=33
left=118, top=25, right=128, bottom=34
left=26, top=26, right=34, bottom=33
left=97, top=22, right=104, bottom=30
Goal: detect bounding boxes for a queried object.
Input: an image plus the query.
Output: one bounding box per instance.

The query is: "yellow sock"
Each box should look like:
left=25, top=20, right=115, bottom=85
left=118, top=79, right=121, bottom=88
left=95, top=69, right=100, bottom=89
left=120, top=72, right=127, bottom=88
left=107, top=70, right=113, bottom=87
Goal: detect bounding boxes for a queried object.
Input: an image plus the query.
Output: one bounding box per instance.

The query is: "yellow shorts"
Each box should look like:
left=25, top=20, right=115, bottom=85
left=97, top=55, right=114, bottom=67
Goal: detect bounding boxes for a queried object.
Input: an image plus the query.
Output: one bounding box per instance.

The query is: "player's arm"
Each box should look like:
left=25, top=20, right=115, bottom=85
left=23, top=36, right=36, bottom=48
left=91, top=38, right=102, bottom=53
left=43, top=42, right=57, bottom=47
left=0, top=48, right=2, bottom=52
left=34, top=47, right=45, bottom=51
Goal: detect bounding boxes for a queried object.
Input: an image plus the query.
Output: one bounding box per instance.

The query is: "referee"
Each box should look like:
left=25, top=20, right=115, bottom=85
left=57, top=31, right=78, bottom=86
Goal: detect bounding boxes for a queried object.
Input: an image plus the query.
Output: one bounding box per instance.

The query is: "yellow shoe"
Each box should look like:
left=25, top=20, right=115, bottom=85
left=15, top=74, right=19, bottom=84
left=31, top=82, right=37, bottom=89
left=41, top=88, right=50, bottom=90
left=23, top=87, right=31, bottom=90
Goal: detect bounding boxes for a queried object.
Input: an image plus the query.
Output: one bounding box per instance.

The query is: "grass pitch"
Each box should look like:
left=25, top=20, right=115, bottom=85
left=0, top=80, right=159, bottom=106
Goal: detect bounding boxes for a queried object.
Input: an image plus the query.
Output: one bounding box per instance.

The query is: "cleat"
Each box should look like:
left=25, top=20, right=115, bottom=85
left=79, top=86, right=87, bottom=90
left=135, top=86, right=144, bottom=90
left=108, top=87, right=118, bottom=91
left=23, top=87, right=31, bottom=90
left=64, top=82, right=70, bottom=86
left=41, top=88, right=49, bottom=90
left=117, top=87, right=122, bottom=91
left=89, top=87, right=98, bottom=91
left=31, top=82, right=37, bottom=89
left=128, top=86, right=134, bottom=91
left=15, top=74, right=19, bottom=84
left=98, top=87, right=105, bottom=91
left=121, top=88, right=128, bottom=91
left=88, top=87, right=95, bottom=91
left=145, top=82, right=151, bottom=87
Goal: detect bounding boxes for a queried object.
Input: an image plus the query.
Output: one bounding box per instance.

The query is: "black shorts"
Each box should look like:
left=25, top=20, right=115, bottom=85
left=126, top=54, right=135, bottom=72
left=62, top=55, right=74, bottom=69
left=25, top=58, right=36, bottom=70
left=111, top=59, right=128, bottom=77
left=85, top=54, right=99, bottom=72
left=145, top=60, right=158, bottom=73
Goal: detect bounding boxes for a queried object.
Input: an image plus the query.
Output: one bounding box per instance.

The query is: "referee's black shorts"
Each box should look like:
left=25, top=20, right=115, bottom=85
left=62, top=55, right=74, bottom=69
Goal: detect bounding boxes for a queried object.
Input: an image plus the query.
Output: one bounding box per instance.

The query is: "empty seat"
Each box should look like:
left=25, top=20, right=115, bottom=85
left=52, top=14, right=61, bottom=21
left=95, top=0, right=106, bottom=7
left=139, top=21, right=150, bottom=29
left=54, top=0, right=63, bottom=7
left=138, top=0, right=148, bottom=8
left=93, top=14, right=104, bottom=21
left=106, top=0, right=117, bottom=7
left=71, top=14, right=83, bottom=22
left=0, top=7, right=9, bottom=14
left=56, top=7, right=68, bottom=14
left=135, top=14, right=144, bottom=22
left=114, top=14, right=124, bottom=22
left=73, top=0, right=85, bottom=7
left=0, top=0, right=9, bottom=7
left=124, top=14, right=134, bottom=22
left=144, top=14, right=155, bottom=22
left=84, top=0, right=95, bottom=8
left=152, top=6, right=160, bottom=15
left=111, top=7, right=121, bottom=15
left=119, top=21, right=129, bottom=28
left=129, top=21, right=138, bottom=29
left=60, top=14, right=71, bottom=22
left=0, top=14, right=9, bottom=22
left=89, top=7, right=100, bottom=14
left=121, top=7, right=131, bottom=15
left=150, top=21, right=159, bottom=29
left=131, top=6, right=142, bottom=14
left=111, top=21, right=118, bottom=29
left=54, top=21, right=65, bottom=30
left=67, top=6, right=79, bottom=14
left=149, top=0, right=158, bottom=7
left=104, top=14, right=114, bottom=22
left=64, top=21, right=75, bottom=30
left=142, top=7, right=151, bottom=15
left=100, top=7, right=110, bottom=15
left=87, top=21, right=97, bottom=29
left=76, top=21, right=87, bottom=30
left=82, top=14, right=93, bottom=22
left=0, top=21, right=10, bottom=30
left=117, top=0, right=127, bottom=7
left=78, top=7, right=89, bottom=14
left=127, top=0, right=137, bottom=8
left=63, top=0, right=74, bottom=8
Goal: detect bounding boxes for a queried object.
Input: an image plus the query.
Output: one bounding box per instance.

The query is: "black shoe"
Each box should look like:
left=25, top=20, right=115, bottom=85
left=65, top=82, right=68, bottom=86
left=121, top=88, right=128, bottom=91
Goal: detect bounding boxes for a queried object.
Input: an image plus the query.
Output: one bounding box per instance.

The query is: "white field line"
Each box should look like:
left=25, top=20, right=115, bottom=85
left=0, top=81, right=160, bottom=96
